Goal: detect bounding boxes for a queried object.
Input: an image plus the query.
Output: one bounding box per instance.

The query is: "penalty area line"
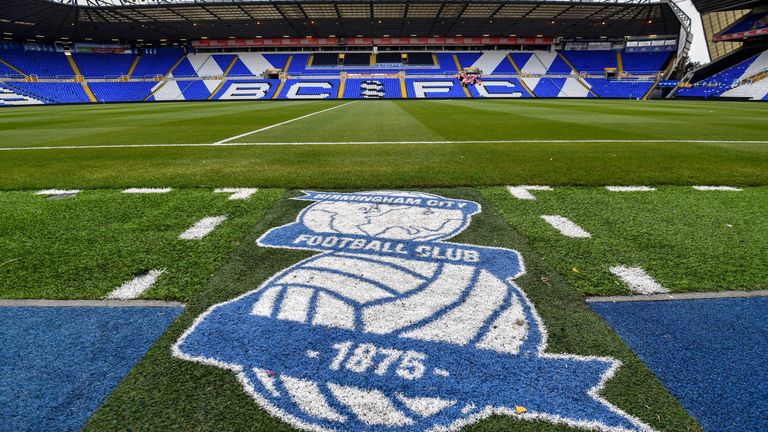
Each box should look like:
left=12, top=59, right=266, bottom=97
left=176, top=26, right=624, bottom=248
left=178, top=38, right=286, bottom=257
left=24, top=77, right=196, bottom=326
left=213, top=100, right=358, bottom=144
left=2, top=138, right=768, bottom=152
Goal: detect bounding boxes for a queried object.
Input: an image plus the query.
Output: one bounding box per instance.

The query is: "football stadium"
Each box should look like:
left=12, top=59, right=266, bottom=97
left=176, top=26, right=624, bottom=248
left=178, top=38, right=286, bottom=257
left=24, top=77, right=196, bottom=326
left=0, top=0, right=767, bottom=431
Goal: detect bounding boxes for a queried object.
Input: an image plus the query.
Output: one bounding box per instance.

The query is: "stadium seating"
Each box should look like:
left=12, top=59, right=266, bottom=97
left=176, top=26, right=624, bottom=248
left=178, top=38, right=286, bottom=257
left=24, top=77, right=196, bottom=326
left=90, top=82, right=156, bottom=102
left=561, top=50, right=617, bottom=74
left=586, top=79, right=653, bottom=99
left=0, top=61, right=24, bottom=78
left=718, top=12, right=768, bottom=38
left=467, top=79, right=532, bottom=98
left=621, top=51, right=671, bottom=75
left=676, top=50, right=768, bottom=99
left=0, top=46, right=688, bottom=104
left=6, top=82, right=89, bottom=103
left=214, top=80, right=281, bottom=100
left=72, top=53, right=137, bottom=78
left=276, top=79, right=342, bottom=99
left=0, top=49, right=74, bottom=77
left=0, top=85, right=43, bottom=105
left=343, top=79, right=401, bottom=99
left=131, top=49, right=185, bottom=78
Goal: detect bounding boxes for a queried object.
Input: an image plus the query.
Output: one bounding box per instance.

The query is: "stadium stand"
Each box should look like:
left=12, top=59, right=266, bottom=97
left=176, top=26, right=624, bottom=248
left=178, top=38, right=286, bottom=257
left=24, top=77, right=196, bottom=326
left=0, top=48, right=673, bottom=102
left=0, top=0, right=699, bottom=104
left=676, top=50, right=768, bottom=100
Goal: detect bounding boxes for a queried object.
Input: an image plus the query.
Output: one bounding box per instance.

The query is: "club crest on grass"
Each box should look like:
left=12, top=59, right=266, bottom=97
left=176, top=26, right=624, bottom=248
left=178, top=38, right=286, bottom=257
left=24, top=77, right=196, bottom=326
left=173, top=191, right=654, bottom=432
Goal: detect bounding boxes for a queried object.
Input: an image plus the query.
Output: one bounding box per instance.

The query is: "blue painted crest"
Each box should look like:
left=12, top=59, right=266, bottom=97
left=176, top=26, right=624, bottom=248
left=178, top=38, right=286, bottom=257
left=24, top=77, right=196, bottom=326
left=174, top=191, right=653, bottom=432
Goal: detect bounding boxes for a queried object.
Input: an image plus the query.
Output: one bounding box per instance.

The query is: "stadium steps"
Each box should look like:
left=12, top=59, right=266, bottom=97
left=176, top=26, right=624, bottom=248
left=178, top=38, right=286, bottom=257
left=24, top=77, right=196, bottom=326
left=505, top=54, right=536, bottom=97
left=451, top=54, right=463, bottom=72
left=272, top=79, right=287, bottom=99
left=65, top=54, right=96, bottom=102
left=0, top=56, right=28, bottom=78
left=399, top=77, right=407, bottom=98
left=125, top=54, right=141, bottom=79
left=557, top=52, right=599, bottom=97
left=337, top=77, right=346, bottom=98
left=642, top=55, right=674, bottom=100
left=207, top=56, right=239, bottom=100
left=616, top=51, right=624, bottom=74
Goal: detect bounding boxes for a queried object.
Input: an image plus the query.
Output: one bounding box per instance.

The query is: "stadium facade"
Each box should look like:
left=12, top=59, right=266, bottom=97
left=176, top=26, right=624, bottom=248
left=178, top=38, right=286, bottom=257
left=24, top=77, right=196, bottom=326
left=0, top=0, right=760, bottom=103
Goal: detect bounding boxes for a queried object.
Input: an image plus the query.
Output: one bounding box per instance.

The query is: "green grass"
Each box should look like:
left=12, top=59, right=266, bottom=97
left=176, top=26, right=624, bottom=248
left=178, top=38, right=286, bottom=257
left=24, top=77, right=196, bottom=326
left=1, top=99, right=767, bottom=189
left=83, top=189, right=701, bottom=432
left=483, top=186, right=768, bottom=296
left=0, top=188, right=282, bottom=301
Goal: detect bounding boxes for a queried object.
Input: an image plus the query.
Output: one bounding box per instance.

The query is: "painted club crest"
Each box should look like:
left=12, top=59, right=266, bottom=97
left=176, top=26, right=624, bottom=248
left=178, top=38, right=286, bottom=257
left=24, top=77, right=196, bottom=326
left=173, top=191, right=653, bottom=432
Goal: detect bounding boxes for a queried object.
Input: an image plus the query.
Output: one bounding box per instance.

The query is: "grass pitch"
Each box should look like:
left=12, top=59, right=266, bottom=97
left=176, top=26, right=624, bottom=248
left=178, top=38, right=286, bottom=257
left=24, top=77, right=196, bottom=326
left=83, top=189, right=700, bottom=432
left=0, top=189, right=282, bottom=301
left=1, top=99, right=767, bottom=189
left=2, top=99, right=764, bottom=432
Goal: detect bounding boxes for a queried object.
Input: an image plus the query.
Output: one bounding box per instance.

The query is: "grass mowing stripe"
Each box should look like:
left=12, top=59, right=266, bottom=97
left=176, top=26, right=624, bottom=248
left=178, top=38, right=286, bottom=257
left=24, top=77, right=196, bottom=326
left=1, top=100, right=767, bottom=188
left=482, top=186, right=768, bottom=296
left=0, top=189, right=283, bottom=301
left=0, top=101, right=337, bottom=148
left=3, top=139, right=768, bottom=152
left=2, top=140, right=766, bottom=190
left=214, top=100, right=358, bottom=144
left=83, top=189, right=700, bottom=432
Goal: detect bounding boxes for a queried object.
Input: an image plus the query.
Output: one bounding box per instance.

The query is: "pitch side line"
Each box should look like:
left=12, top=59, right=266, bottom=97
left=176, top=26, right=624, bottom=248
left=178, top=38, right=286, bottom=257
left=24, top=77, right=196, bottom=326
left=586, top=290, right=768, bottom=303
left=0, top=299, right=185, bottom=307
left=2, top=139, right=768, bottom=152
left=213, top=100, right=358, bottom=144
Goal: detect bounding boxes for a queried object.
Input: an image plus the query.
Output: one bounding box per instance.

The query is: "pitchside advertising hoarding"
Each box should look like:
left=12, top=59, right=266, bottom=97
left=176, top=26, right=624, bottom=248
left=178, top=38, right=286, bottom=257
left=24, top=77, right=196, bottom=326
left=192, top=36, right=553, bottom=48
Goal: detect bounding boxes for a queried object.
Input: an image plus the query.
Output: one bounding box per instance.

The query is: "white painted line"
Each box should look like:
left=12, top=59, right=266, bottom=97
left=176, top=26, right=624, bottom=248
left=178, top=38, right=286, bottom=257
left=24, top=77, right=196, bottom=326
left=605, top=186, right=656, bottom=192
left=214, top=101, right=358, bottom=144
left=123, top=188, right=173, bottom=194
left=107, top=269, right=166, bottom=300
left=587, top=289, right=768, bottom=303
left=0, top=299, right=185, bottom=307
left=35, top=189, right=80, bottom=196
left=3, top=139, right=768, bottom=152
left=692, top=186, right=743, bottom=191
left=506, top=185, right=552, bottom=200
left=540, top=215, right=592, bottom=238
left=179, top=215, right=227, bottom=240
left=214, top=188, right=258, bottom=200
left=609, top=266, right=668, bottom=295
